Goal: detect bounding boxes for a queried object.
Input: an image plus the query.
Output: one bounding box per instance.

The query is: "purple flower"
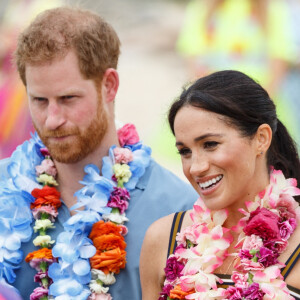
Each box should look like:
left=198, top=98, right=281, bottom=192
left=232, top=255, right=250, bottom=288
left=159, top=284, right=173, bottom=300
left=40, top=148, right=50, bottom=157
left=239, top=249, right=253, bottom=260
left=258, top=247, right=279, bottom=267
left=242, top=283, right=265, bottom=299
left=264, top=240, right=288, bottom=253
left=226, top=286, right=243, bottom=300
left=34, top=271, right=52, bottom=287
left=29, top=258, right=56, bottom=271
left=111, top=174, right=118, bottom=182
left=164, top=256, right=184, bottom=281
left=107, top=187, right=130, bottom=214
left=34, top=270, right=47, bottom=283
left=30, top=287, right=48, bottom=300
left=263, top=240, right=276, bottom=251
left=279, top=218, right=297, bottom=240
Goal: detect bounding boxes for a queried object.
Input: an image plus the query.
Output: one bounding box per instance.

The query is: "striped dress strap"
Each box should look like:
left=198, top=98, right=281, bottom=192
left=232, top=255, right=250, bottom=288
left=282, top=243, right=300, bottom=279
left=167, top=211, right=186, bottom=258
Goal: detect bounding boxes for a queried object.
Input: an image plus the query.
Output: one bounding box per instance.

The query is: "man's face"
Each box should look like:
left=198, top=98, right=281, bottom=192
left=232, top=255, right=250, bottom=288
left=26, top=51, right=108, bottom=163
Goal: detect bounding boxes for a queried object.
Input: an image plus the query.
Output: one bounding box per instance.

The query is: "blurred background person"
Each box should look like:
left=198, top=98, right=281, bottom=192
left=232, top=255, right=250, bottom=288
left=0, top=0, right=64, bottom=159
left=281, top=0, right=300, bottom=150
left=176, top=0, right=299, bottom=149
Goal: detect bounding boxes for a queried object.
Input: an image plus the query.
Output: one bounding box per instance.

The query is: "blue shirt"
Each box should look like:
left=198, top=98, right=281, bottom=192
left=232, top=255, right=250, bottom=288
left=0, top=158, right=198, bottom=300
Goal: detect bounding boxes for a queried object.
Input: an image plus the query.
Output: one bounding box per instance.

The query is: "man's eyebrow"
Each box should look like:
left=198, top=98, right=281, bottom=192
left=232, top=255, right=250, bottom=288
left=58, top=88, right=84, bottom=95
left=28, top=93, right=45, bottom=98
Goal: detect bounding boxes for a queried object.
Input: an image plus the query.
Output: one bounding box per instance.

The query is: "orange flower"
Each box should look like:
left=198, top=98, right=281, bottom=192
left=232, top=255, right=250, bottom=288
left=169, top=285, right=195, bottom=299
left=90, top=248, right=126, bottom=274
left=89, top=221, right=123, bottom=240
left=31, top=186, right=61, bottom=210
left=93, top=233, right=126, bottom=251
left=25, top=248, right=53, bottom=262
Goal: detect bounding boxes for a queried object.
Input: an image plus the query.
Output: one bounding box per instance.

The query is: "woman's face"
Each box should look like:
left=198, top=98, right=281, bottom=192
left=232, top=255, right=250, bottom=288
left=174, top=105, right=265, bottom=211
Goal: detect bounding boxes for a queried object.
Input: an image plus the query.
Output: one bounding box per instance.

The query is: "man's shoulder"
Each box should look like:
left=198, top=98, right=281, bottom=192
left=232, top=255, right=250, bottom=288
left=143, top=159, right=197, bottom=194
left=0, top=157, right=11, bottom=179
left=148, top=159, right=189, bottom=185
left=137, top=159, right=198, bottom=212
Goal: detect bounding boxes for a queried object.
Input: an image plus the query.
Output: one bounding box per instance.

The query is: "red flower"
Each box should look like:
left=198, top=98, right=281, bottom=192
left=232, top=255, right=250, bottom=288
left=31, top=186, right=61, bottom=211
left=244, top=208, right=280, bottom=241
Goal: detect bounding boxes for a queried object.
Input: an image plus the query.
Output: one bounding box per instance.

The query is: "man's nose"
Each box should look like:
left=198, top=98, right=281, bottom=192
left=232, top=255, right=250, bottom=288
left=45, top=101, right=66, bottom=130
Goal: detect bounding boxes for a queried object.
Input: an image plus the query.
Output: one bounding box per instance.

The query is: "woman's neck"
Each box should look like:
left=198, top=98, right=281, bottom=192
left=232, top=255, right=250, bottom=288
left=223, top=166, right=270, bottom=229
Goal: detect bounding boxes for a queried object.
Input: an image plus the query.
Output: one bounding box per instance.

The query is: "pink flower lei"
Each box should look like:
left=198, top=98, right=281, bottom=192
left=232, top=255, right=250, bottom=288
left=160, top=169, right=300, bottom=300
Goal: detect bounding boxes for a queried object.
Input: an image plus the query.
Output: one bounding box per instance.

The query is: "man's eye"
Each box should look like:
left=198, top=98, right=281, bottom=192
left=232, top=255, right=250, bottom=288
left=177, top=148, right=191, bottom=157
left=34, top=97, right=47, bottom=102
left=204, top=141, right=219, bottom=149
left=62, top=95, right=74, bottom=100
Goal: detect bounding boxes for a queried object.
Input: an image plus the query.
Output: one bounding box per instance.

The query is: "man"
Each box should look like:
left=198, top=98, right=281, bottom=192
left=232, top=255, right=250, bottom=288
left=0, top=7, right=197, bottom=299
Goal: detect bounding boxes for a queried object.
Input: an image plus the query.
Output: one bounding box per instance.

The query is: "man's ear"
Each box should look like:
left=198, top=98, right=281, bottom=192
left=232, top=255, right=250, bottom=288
left=255, top=123, right=272, bottom=155
left=101, top=68, right=119, bottom=103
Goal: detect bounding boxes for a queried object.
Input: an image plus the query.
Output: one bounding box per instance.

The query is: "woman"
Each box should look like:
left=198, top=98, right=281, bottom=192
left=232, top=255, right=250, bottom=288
left=140, top=70, right=300, bottom=299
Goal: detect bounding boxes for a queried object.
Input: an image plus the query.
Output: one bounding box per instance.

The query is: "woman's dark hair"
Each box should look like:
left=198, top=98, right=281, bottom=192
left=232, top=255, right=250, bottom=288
left=169, top=70, right=300, bottom=192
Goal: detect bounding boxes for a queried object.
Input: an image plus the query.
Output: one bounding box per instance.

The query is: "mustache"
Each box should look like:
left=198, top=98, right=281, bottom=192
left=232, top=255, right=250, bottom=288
left=41, top=128, right=80, bottom=138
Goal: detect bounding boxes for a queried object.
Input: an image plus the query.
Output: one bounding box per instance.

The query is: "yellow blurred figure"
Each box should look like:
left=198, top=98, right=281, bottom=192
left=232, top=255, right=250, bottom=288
left=176, top=0, right=299, bottom=147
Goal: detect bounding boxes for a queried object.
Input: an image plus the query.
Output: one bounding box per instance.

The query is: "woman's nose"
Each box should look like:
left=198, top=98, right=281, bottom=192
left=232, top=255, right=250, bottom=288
left=189, top=154, right=209, bottom=177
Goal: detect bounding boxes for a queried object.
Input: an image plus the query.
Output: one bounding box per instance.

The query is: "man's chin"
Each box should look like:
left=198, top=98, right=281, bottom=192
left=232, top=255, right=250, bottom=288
left=49, top=150, right=86, bottom=164
left=45, top=142, right=85, bottom=164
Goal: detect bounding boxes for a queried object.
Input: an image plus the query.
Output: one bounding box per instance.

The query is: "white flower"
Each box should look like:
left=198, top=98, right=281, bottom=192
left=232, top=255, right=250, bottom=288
left=36, top=174, right=58, bottom=186
left=113, top=164, right=131, bottom=183
left=89, top=280, right=109, bottom=294
left=102, top=213, right=129, bottom=224
left=33, top=235, right=55, bottom=246
left=33, top=219, right=55, bottom=232
left=91, top=269, right=116, bottom=285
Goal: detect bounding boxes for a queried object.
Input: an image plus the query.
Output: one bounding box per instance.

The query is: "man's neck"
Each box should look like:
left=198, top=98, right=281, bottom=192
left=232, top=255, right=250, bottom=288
left=54, top=128, right=119, bottom=209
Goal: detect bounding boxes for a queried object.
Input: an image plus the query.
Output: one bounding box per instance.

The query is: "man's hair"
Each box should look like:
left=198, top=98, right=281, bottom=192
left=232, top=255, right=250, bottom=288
left=15, top=6, right=121, bottom=85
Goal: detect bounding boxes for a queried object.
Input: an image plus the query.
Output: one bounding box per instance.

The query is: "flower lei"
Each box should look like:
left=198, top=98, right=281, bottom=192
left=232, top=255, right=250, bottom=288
left=160, top=169, right=300, bottom=300
left=0, top=123, right=151, bottom=300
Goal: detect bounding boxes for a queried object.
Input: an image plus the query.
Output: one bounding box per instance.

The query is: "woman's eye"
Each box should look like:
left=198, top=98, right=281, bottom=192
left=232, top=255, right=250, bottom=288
left=204, top=141, right=219, bottom=149
left=177, top=148, right=192, bottom=157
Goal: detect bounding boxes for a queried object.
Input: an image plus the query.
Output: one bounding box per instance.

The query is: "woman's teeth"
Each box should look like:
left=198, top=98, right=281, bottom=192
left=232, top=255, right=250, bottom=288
left=199, top=175, right=223, bottom=190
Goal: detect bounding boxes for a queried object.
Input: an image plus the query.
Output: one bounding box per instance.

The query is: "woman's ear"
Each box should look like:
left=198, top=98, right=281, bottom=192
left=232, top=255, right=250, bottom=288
left=101, top=68, right=119, bottom=103
left=255, top=124, right=272, bottom=155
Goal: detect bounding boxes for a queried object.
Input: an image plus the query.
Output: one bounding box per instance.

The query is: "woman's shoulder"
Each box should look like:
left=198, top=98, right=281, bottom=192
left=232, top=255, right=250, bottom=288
left=144, top=213, right=176, bottom=243
left=281, top=224, right=300, bottom=290
left=140, top=213, right=179, bottom=295
left=143, top=210, right=193, bottom=247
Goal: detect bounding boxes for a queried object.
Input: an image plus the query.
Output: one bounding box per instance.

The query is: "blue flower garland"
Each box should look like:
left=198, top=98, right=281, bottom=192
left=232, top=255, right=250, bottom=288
left=0, top=126, right=151, bottom=299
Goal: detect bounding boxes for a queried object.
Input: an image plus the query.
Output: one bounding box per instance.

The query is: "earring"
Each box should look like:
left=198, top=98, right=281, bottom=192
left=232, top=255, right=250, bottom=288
left=260, top=151, right=263, bottom=155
